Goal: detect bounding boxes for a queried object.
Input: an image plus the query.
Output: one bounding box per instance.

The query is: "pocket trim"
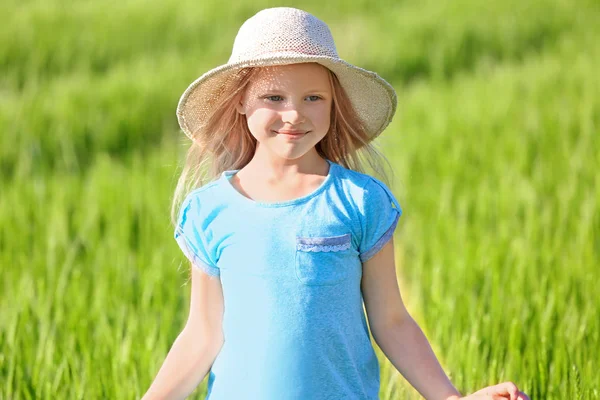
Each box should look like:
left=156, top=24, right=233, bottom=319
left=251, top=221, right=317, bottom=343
left=296, top=233, right=352, bottom=252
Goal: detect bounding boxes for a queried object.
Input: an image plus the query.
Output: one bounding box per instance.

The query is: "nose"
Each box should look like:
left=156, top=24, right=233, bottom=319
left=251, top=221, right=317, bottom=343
left=281, top=104, right=305, bottom=125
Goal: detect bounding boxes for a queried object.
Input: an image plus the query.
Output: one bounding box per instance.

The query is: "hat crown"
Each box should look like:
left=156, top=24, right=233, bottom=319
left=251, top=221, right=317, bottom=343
left=229, top=7, right=339, bottom=63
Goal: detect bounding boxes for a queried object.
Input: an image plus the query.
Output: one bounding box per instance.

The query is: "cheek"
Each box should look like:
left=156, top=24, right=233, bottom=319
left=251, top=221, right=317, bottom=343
left=246, top=109, right=277, bottom=133
left=311, top=107, right=331, bottom=128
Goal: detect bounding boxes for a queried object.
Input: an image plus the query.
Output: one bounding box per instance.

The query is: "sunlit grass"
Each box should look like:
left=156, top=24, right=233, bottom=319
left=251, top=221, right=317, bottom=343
left=1, top=0, right=598, bottom=398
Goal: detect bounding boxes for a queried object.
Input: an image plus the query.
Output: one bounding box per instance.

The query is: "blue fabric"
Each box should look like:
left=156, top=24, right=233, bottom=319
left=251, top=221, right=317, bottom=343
left=174, top=158, right=402, bottom=400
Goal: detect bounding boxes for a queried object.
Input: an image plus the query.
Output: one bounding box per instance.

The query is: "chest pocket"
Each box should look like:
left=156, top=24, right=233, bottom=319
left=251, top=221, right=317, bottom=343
left=295, top=233, right=359, bottom=286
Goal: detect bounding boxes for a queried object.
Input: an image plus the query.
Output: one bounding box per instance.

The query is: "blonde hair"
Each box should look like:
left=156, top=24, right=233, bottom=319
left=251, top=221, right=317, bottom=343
left=171, top=63, right=395, bottom=226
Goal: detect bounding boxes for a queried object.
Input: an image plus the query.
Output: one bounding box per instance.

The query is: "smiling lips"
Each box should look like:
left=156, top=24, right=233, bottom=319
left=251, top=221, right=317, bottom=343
left=277, top=130, right=307, bottom=135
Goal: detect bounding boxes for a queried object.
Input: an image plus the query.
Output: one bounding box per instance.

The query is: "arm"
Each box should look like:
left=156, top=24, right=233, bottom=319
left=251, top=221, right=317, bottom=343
left=361, top=238, right=461, bottom=400
left=142, top=265, right=225, bottom=400
left=362, top=239, right=529, bottom=400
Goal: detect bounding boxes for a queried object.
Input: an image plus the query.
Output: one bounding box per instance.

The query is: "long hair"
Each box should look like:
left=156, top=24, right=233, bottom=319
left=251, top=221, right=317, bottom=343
left=170, top=63, right=395, bottom=226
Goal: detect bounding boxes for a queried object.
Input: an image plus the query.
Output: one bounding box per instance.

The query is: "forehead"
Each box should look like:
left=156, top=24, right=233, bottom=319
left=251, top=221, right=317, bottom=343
left=248, top=63, right=331, bottom=92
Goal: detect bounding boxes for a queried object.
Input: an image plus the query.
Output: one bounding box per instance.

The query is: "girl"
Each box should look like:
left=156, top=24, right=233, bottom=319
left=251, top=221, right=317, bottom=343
left=142, top=7, right=529, bottom=400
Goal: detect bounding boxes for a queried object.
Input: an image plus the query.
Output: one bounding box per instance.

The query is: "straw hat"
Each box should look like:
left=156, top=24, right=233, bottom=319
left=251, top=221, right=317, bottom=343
left=176, top=7, right=397, bottom=142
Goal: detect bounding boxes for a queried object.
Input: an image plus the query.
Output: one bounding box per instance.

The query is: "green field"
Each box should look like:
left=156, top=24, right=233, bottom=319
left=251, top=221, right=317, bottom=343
left=1, top=0, right=598, bottom=398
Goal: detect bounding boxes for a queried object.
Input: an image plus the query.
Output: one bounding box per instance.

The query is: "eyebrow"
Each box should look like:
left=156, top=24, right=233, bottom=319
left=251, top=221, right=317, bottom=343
left=259, top=88, right=330, bottom=94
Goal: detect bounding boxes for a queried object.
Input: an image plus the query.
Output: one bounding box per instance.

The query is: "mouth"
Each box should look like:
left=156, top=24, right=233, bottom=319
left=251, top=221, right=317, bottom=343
left=274, top=130, right=308, bottom=136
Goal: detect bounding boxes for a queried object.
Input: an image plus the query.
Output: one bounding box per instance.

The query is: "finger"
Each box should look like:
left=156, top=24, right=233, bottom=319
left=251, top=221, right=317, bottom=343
left=471, top=382, right=521, bottom=398
left=496, top=381, right=520, bottom=399
left=509, top=383, right=520, bottom=400
left=481, top=382, right=520, bottom=399
left=517, top=391, right=530, bottom=400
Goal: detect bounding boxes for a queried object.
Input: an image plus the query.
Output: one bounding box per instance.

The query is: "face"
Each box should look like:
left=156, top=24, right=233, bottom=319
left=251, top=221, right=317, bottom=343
left=236, top=63, right=332, bottom=162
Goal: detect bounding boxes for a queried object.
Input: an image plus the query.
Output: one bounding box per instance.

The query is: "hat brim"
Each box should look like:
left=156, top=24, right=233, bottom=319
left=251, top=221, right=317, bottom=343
left=176, top=53, right=397, bottom=142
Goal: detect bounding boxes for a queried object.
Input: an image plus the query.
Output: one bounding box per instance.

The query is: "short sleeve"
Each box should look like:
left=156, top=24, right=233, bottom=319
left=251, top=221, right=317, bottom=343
left=174, top=192, right=220, bottom=277
left=358, top=177, right=402, bottom=263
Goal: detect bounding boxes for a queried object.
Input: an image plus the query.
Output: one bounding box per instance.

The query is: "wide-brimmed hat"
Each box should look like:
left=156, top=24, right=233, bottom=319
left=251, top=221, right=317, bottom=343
left=176, top=7, right=397, bottom=142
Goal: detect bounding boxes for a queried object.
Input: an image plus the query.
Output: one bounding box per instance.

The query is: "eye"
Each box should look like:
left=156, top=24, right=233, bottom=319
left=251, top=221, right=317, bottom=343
left=307, top=95, right=322, bottom=102
left=265, top=95, right=284, bottom=102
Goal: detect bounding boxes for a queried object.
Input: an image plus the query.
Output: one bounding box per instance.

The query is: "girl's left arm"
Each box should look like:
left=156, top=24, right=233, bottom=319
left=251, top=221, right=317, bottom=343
left=361, top=238, right=461, bottom=400
left=361, top=238, right=527, bottom=400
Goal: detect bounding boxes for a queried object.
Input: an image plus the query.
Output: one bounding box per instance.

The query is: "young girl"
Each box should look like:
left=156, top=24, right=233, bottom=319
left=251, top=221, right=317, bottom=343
left=142, top=7, right=529, bottom=400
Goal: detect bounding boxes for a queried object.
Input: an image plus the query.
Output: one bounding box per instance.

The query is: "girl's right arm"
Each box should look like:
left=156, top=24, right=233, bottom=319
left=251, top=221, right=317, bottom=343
left=142, top=265, right=225, bottom=400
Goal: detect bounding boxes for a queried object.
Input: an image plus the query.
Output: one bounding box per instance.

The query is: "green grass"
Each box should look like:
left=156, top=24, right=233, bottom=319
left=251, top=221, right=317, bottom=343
left=1, top=0, right=598, bottom=398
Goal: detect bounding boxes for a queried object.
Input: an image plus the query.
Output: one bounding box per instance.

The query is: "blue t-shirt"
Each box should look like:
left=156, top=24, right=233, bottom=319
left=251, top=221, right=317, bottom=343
left=174, top=158, right=402, bottom=400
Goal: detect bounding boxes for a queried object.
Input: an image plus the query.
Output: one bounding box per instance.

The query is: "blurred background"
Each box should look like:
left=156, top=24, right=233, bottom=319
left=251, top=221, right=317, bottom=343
left=1, top=0, right=598, bottom=398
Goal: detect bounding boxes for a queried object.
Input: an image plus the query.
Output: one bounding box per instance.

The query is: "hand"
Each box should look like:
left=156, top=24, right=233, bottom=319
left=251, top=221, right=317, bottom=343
left=461, top=381, right=530, bottom=400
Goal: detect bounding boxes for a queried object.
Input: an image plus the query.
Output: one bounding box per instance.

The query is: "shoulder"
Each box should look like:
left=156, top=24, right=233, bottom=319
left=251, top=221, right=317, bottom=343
left=332, top=163, right=402, bottom=220
left=333, top=163, right=395, bottom=203
left=178, top=177, right=226, bottom=222
left=333, top=163, right=374, bottom=191
left=181, top=177, right=223, bottom=205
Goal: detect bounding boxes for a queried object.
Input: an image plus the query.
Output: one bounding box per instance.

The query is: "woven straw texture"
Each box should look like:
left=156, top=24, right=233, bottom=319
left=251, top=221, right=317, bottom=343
left=176, top=7, right=397, bottom=142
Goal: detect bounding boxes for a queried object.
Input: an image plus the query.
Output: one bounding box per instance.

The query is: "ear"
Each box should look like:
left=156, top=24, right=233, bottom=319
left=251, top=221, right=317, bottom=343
left=235, top=96, right=246, bottom=115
